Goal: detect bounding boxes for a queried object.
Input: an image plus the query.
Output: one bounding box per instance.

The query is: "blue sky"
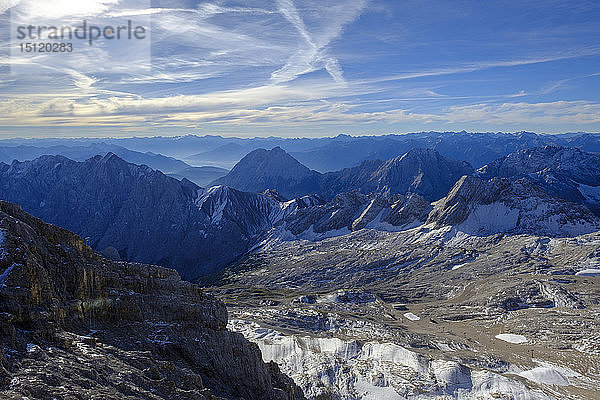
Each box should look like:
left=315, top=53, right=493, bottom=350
left=0, top=0, right=599, bottom=137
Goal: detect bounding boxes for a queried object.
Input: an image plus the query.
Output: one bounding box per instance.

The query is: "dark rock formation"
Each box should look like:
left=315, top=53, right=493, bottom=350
left=0, top=200, right=304, bottom=399
left=0, top=154, right=283, bottom=280
left=212, top=147, right=321, bottom=199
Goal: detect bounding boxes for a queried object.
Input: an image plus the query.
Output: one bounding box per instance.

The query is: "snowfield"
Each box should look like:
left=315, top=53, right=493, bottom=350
left=230, top=320, right=554, bottom=400
left=519, top=367, right=570, bottom=386
left=495, top=334, right=528, bottom=344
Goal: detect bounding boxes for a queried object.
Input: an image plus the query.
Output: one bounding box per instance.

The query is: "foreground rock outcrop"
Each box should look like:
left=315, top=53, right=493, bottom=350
left=0, top=201, right=304, bottom=400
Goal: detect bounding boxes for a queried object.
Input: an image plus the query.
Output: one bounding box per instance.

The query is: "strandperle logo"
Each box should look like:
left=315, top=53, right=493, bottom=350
left=15, top=20, right=147, bottom=45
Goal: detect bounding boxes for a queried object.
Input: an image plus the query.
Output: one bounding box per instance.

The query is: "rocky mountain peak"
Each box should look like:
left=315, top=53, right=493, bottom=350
left=479, top=146, right=600, bottom=182
left=364, top=148, right=474, bottom=201
left=212, top=147, right=321, bottom=199
left=478, top=146, right=600, bottom=215
left=427, top=176, right=600, bottom=237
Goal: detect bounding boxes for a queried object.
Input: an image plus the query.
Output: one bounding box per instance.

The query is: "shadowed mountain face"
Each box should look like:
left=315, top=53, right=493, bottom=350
left=0, top=154, right=283, bottom=280
left=212, top=147, right=322, bottom=199
left=0, top=200, right=304, bottom=400
left=214, top=147, right=473, bottom=202
left=478, top=146, right=600, bottom=215
left=358, top=148, right=474, bottom=201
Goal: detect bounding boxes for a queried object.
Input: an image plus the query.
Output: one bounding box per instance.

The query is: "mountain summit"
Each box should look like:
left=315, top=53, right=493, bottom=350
left=361, top=148, right=474, bottom=201
left=214, top=147, right=473, bottom=201
left=211, top=147, right=321, bottom=199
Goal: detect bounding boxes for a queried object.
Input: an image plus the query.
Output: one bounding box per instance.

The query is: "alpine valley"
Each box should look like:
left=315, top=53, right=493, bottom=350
left=1, top=132, right=599, bottom=399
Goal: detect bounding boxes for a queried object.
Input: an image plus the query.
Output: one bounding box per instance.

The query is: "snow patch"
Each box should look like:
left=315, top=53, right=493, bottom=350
left=517, top=362, right=579, bottom=387
left=495, top=334, right=527, bottom=344
left=452, top=263, right=469, bottom=270
left=457, top=202, right=519, bottom=235
left=230, top=320, right=553, bottom=400
left=575, top=268, right=600, bottom=276
left=365, top=209, right=422, bottom=233
left=519, top=367, right=569, bottom=386
left=26, top=343, right=39, bottom=353
left=403, top=312, right=420, bottom=321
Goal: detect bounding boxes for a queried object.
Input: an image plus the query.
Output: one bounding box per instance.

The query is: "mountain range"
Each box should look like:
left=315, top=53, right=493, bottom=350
left=2, top=135, right=600, bottom=399
left=3, top=131, right=600, bottom=172
left=1, top=144, right=599, bottom=280
left=214, top=147, right=473, bottom=202
left=478, top=146, right=600, bottom=215
left=0, top=143, right=189, bottom=173
left=0, top=154, right=282, bottom=279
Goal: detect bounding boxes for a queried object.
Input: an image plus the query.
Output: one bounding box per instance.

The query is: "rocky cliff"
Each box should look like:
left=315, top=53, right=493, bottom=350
left=0, top=200, right=304, bottom=400
left=427, top=176, right=600, bottom=237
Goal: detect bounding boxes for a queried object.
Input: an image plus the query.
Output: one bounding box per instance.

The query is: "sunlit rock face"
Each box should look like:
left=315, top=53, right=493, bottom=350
left=478, top=146, right=600, bottom=215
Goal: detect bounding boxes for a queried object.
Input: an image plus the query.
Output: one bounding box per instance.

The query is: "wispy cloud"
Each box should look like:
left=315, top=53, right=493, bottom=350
left=271, top=0, right=368, bottom=84
left=1, top=0, right=599, bottom=136
left=444, top=101, right=600, bottom=126
left=365, top=47, right=600, bottom=85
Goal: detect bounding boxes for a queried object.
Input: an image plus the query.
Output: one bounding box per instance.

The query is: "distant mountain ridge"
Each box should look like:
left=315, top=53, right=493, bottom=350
left=3, top=131, right=600, bottom=172
left=213, top=147, right=473, bottom=201
left=0, top=142, right=189, bottom=173
left=167, top=166, right=229, bottom=187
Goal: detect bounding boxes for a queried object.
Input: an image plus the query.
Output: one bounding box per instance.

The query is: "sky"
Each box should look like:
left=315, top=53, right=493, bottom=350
left=0, top=0, right=599, bottom=138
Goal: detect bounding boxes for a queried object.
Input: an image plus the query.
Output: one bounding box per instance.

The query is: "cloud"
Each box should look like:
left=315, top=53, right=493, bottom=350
left=0, top=0, right=21, bottom=14
left=365, top=47, right=600, bottom=84
left=271, top=0, right=368, bottom=84
left=444, top=101, right=600, bottom=125
left=11, top=0, right=119, bottom=19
